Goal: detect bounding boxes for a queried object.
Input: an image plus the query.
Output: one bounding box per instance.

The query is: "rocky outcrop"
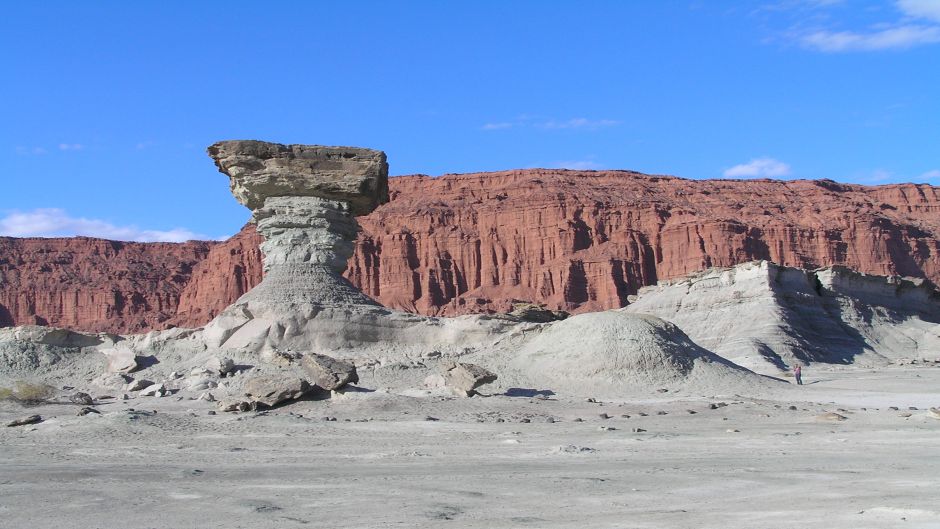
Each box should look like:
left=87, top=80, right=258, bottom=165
left=0, top=228, right=264, bottom=334
left=347, top=171, right=940, bottom=317
left=201, top=141, right=395, bottom=352
left=625, top=260, right=940, bottom=372
left=4, top=169, right=939, bottom=334
left=0, top=237, right=214, bottom=333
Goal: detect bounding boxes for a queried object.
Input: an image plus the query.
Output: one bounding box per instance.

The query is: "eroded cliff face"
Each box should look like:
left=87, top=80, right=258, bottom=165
left=2, top=169, right=939, bottom=332
left=347, top=170, right=940, bottom=316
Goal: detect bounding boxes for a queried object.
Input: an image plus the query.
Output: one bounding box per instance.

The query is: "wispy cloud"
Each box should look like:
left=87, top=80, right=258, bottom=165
left=481, top=116, right=621, bottom=131
left=538, top=118, right=621, bottom=130
left=58, top=143, right=83, bottom=151
left=724, top=157, right=792, bottom=178
left=920, top=169, right=940, bottom=180
left=15, top=146, right=47, bottom=155
left=0, top=208, right=209, bottom=242
left=801, top=24, right=940, bottom=51
left=898, top=0, right=940, bottom=23
left=790, top=0, right=940, bottom=52
left=550, top=160, right=605, bottom=170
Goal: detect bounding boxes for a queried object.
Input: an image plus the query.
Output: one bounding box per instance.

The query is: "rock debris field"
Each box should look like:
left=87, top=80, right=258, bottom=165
left=1, top=141, right=939, bottom=528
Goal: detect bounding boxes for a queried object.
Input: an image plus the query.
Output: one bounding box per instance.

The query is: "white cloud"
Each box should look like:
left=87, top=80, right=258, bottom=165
left=898, top=0, right=940, bottom=23
left=481, top=116, right=620, bottom=131
left=723, top=157, right=792, bottom=178
left=0, top=208, right=208, bottom=242
left=801, top=24, right=940, bottom=51
left=538, top=118, right=621, bottom=130
left=551, top=160, right=605, bottom=170
left=58, top=143, right=83, bottom=151
left=15, top=146, right=47, bottom=155
left=920, top=169, right=940, bottom=180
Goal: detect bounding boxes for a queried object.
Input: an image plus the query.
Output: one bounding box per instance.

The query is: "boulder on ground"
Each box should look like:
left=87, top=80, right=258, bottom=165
left=218, top=398, right=255, bottom=412
left=100, top=347, right=137, bottom=374
left=508, top=301, right=570, bottom=323
left=442, top=362, right=498, bottom=397
left=6, top=415, right=43, bottom=427
left=139, top=383, right=166, bottom=397
left=68, top=392, right=94, bottom=405
left=242, top=375, right=310, bottom=407
left=187, top=377, right=217, bottom=391
left=124, top=379, right=153, bottom=392
left=300, top=354, right=358, bottom=391
left=206, top=356, right=236, bottom=376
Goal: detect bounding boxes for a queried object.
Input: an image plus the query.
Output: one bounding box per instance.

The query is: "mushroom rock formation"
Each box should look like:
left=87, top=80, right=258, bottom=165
left=202, top=140, right=402, bottom=352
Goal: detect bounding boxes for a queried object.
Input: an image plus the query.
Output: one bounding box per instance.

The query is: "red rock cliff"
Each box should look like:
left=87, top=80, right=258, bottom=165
left=346, top=171, right=940, bottom=315
left=2, top=169, right=939, bottom=332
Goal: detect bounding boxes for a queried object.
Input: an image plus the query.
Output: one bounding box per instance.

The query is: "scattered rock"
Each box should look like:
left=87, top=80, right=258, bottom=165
left=187, top=378, right=218, bottom=391
left=218, top=399, right=256, bottom=413
left=242, top=375, right=310, bottom=407
left=656, top=411, right=668, bottom=415
left=551, top=445, right=595, bottom=454
left=206, top=356, right=236, bottom=376
left=788, top=405, right=798, bottom=411
left=125, top=379, right=153, bottom=392
left=77, top=407, right=100, bottom=416
left=817, top=412, right=847, bottom=421
left=507, top=300, right=569, bottom=323
left=442, top=362, right=497, bottom=397
left=423, top=374, right=446, bottom=389
left=100, top=347, right=137, bottom=374
left=6, top=415, right=43, bottom=427
left=632, top=427, right=646, bottom=433
left=198, top=392, right=216, bottom=402
left=268, top=350, right=302, bottom=367
left=68, top=392, right=94, bottom=405
left=599, top=413, right=611, bottom=419
left=300, top=353, right=358, bottom=391
left=727, top=429, right=741, bottom=433
left=139, top=383, right=166, bottom=397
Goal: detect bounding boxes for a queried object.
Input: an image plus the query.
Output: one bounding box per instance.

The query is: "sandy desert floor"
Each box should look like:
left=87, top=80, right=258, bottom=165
left=2, top=365, right=939, bottom=529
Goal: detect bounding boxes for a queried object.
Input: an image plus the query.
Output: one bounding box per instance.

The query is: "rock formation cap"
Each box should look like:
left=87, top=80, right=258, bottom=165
left=208, top=140, right=389, bottom=216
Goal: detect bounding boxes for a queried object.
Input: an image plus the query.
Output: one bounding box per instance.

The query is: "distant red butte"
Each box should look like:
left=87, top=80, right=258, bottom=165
left=2, top=169, right=938, bottom=333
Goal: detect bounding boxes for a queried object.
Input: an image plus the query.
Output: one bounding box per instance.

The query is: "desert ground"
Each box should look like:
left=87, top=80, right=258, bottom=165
left=3, top=364, right=938, bottom=529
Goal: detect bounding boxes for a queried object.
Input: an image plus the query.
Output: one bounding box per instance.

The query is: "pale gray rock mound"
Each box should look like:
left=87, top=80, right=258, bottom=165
left=300, top=353, right=358, bottom=390
left=507, top=311, right=767, bottom=396
left=625, top=260, right=940, bottom=372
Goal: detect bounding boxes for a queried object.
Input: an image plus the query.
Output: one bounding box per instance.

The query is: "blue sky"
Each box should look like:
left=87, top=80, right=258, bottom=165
left=2, top=0, right=938, bottom=241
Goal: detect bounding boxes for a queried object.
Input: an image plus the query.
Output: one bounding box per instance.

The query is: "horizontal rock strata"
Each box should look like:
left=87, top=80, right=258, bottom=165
left=3, top=170, right=939, bottom=332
